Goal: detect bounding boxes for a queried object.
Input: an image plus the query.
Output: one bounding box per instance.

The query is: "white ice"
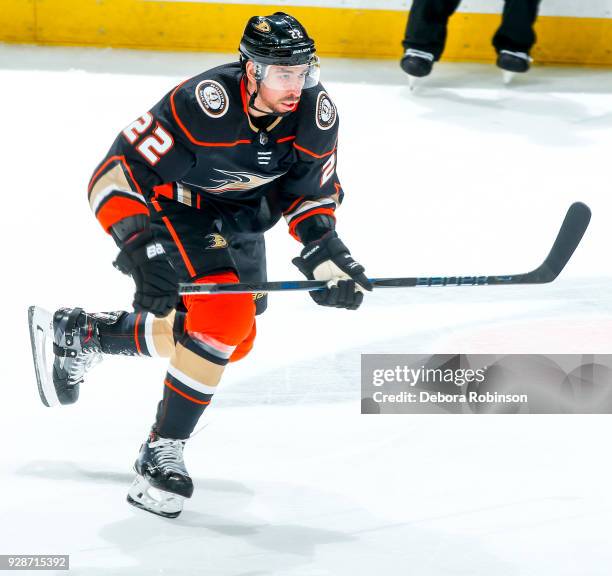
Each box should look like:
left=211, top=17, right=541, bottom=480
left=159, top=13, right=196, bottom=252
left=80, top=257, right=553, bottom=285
left=1, top=44, right=612, bottom=575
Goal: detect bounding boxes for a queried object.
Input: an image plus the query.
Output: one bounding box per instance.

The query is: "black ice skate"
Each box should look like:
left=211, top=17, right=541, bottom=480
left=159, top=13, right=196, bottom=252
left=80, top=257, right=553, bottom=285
left=127, top=431, right=194, bottom=518
left=497, top=50, right=532, bottom=84
left=400, top=48, right=434, bottom=90
left=28, top=306, right=114, bottom=407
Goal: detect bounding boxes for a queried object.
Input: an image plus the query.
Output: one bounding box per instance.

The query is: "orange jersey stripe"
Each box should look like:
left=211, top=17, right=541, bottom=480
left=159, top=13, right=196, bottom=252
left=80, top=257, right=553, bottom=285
left=96, top=196, right=149, bottom=232
left=293, top=142, right=336, bottom=159
left=288, top=207, right=336, bottom=241
left=283, top=196, right=305, bottom=216
left=153, top=182, right=174, bottom=199
left=170, top=83, right=251, bottom=148
left=240, top=77, right=249, bottom=116
left=162, top=215, right=197, bottom=277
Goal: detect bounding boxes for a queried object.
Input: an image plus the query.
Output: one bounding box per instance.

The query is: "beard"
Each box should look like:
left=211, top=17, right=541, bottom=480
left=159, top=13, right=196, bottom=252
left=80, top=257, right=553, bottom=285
left=258, top=93, right=300, bottom=114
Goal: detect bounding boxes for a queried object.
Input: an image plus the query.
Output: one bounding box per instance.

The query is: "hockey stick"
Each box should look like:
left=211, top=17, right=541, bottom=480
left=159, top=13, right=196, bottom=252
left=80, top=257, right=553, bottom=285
left=178, top=202, right=591, bottom=295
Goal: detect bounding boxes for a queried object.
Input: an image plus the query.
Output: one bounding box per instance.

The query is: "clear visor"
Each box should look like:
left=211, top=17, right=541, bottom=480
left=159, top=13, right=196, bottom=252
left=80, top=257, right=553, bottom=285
left=256, top=57, right=320, bottom=91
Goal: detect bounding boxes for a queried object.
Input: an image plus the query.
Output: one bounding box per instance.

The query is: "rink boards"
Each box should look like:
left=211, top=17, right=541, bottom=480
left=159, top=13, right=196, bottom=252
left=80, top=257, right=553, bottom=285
left=2, top=0, right=612, bottom=65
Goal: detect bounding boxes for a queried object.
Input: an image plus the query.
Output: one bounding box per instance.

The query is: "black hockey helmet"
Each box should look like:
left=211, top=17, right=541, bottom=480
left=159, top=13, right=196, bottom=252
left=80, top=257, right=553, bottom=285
left=239, top=12, right=316, bottom=66
left=239, top=12, right=320, bottom=116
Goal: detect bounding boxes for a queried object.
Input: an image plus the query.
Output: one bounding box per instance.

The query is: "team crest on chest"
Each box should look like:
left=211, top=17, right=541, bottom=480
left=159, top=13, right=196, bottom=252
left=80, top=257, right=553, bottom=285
left=195, top=80, right=229, bottom=118
left=204, top=233, right=228, bottom=249
left=196, top=169, right=285, bottom=194
left=315, top=91, right=337, bottom=131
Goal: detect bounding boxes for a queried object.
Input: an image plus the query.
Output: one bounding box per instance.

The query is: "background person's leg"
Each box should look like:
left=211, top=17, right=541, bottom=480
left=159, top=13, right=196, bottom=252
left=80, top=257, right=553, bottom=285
left=402, top=0, right=463, bottom=60
left=493, top=0, right=540, bottom=53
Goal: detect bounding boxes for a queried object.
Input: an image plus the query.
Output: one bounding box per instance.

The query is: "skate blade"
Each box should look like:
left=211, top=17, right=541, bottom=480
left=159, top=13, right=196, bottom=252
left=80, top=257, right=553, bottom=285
left=127, top=475, right=184, bottom=519
left=502, top=70, right=515, bottom=85
left=28, top=306, right=58, bottom=407
left=408, top=75, right=420, bottom=91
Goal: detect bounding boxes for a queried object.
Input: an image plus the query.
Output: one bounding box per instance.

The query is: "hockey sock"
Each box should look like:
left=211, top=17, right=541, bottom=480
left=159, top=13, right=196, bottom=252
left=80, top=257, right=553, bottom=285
left=98, top=310, right=185, bottom=357
left=155, top=373, right=215, bottom=439
left=153, top=336, right=225, bottom=438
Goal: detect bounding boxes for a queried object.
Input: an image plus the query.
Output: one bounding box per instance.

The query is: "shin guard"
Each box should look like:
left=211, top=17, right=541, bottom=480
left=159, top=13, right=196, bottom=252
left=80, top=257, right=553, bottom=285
left=154, top=272, right=256, bottom=439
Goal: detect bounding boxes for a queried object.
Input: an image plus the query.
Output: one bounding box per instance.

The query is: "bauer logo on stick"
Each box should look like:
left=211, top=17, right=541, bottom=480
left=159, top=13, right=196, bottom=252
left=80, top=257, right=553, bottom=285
left=195, top=80, right=229, bottom=118
left=316, top=91, right=337, bottom=130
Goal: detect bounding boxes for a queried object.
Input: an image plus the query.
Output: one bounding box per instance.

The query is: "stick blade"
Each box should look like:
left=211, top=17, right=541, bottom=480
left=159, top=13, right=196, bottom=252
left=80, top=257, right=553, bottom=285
left=522, top=202, right=591, bottom=283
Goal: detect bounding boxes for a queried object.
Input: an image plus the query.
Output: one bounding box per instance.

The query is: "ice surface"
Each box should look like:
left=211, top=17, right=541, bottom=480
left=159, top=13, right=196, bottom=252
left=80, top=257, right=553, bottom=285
left=1, top=44, right=612, bottom=574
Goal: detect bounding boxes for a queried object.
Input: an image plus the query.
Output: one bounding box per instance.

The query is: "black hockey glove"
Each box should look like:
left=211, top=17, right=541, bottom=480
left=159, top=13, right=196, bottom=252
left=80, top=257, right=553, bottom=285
left=292, top=232, right=372, bottom=310
left=113, top=230, right=178, bottom=317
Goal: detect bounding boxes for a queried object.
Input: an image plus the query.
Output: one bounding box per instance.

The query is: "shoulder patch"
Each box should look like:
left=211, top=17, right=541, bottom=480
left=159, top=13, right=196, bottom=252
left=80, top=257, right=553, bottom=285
left=195, top=80, right=229, bottom=119
left=315, top=91, right=337, bottom=131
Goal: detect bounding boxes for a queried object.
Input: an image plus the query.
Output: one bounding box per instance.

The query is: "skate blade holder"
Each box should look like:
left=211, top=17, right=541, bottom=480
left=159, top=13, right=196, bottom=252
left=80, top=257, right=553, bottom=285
left=28, top=307, right=60, bottom=407
left=127, top=475, right=185, bottom=518
left=53, top=344, right=78, bottom=358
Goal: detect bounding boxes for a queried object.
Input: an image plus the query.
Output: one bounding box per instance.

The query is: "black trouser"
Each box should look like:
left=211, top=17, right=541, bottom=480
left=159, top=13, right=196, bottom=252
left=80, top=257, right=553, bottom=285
left=149, top=196, right=269, bottom=315
left=402, top=0, right=541, bottom=60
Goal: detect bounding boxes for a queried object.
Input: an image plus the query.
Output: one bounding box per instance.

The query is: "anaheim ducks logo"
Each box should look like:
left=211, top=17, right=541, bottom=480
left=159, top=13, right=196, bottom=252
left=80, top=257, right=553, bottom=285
left=253, top=19, right=271, bottom=33
left=196, top=169, right=286, bottom=194
left=315, top=91, right=337, bottom=131
left=204, top=233, right=228, bottom=249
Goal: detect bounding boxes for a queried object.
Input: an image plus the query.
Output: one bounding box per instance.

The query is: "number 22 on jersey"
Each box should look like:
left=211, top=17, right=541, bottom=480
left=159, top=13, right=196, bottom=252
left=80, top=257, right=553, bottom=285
left=123, top=113, right=175, bottom=166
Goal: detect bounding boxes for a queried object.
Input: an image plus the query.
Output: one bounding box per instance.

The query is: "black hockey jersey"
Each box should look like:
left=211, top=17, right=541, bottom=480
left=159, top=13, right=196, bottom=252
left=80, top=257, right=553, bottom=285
left=88, top=62, right=342, bottom=241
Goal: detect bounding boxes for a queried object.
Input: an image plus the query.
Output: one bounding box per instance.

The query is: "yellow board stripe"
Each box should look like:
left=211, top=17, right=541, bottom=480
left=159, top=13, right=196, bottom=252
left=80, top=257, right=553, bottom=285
left=1, top=0, right=36, bottom=44
left=1, top=1, right=612, bottom=66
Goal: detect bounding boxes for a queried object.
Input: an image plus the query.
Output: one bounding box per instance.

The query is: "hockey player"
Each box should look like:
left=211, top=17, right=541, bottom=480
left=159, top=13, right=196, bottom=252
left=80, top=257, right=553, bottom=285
left=28, top=12, right=371, bottom=518
left=400, top=0, right=541, bottom=85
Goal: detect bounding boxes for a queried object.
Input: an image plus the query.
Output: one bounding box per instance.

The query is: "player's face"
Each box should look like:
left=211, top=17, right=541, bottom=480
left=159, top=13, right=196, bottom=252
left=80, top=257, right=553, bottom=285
left=257, top=65, right=308, bottom=114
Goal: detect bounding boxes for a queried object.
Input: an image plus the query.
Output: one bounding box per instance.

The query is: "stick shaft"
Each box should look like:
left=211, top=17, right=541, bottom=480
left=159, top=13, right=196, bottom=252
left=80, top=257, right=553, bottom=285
left=179, top=274, right=533, bottom=295
left=178, top=202, right=591, bottom=295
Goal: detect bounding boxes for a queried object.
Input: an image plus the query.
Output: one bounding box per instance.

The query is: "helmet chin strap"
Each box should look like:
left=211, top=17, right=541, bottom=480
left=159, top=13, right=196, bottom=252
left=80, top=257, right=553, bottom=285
left=247, top=80, right=294, bottom=119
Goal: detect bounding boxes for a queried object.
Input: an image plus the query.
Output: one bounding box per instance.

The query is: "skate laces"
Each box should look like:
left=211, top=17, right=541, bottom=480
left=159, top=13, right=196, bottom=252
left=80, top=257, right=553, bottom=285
left=404, top=49, right=434, bottom=61
left=67, top=345, right=102, bottom=384
left=149, top=438, right=188, bottom=476
left=64, top=313, right=102, bottom=384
